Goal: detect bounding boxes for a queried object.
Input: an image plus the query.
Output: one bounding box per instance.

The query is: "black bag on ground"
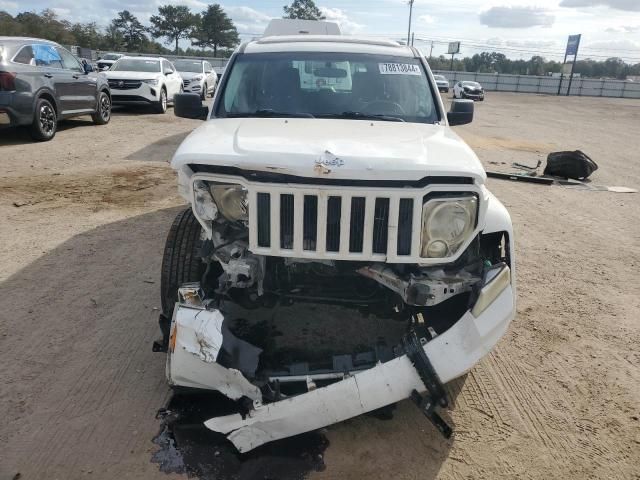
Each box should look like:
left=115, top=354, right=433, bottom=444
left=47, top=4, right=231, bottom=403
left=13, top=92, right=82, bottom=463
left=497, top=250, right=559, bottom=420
left=543, top=150, right=598, bottom=180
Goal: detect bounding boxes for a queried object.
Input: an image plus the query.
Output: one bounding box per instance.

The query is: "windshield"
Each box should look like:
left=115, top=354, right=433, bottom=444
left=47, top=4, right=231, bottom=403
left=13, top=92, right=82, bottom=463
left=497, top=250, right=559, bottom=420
left=462, top=81, right=481, bottom=87
left=102, top=54, right=121, bottom=60
left=434, top=75, right=446, bottom=81
left=111, top=59, right=160, bottom=73
left=174, top=60, right=203, bottom=73
left=218, top=52, right=439, bottom=123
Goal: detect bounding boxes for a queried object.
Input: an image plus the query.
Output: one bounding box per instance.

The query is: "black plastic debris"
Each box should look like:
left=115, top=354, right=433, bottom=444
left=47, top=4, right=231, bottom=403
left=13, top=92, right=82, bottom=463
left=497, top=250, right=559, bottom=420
left=543, top=150, right=598, bottom=180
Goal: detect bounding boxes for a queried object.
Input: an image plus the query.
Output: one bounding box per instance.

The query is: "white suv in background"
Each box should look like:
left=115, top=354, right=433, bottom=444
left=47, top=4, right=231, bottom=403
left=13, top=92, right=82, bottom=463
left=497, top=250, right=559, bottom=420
left=174, top=59, right=218, bottom=100
left=105, top=56, right=183, bottom=113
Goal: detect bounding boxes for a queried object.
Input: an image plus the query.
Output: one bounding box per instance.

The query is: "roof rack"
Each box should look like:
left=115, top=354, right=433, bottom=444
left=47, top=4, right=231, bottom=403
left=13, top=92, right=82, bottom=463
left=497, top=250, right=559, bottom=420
left=256, top=35, right=402, bottom=48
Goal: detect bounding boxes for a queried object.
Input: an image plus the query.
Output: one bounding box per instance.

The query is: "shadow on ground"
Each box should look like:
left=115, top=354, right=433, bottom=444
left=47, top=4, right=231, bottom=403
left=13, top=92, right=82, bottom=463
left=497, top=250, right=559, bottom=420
left=0, top=207, right=456, bottom=480
left=0, top=118, right=95, bottom=145
left=126, top=131, right=191, bottom=162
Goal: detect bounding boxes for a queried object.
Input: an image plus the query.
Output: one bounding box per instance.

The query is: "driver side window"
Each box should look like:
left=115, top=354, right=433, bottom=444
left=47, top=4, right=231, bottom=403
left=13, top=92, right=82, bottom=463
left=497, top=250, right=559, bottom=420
left=56, top=47, right=83, bottom=72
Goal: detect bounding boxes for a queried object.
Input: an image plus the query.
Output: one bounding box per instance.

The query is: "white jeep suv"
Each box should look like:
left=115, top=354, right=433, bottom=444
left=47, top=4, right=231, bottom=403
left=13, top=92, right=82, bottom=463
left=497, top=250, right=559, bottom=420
left=160, top=29, right=516, bottom=452
left=105, top=56, right=183, bottom=113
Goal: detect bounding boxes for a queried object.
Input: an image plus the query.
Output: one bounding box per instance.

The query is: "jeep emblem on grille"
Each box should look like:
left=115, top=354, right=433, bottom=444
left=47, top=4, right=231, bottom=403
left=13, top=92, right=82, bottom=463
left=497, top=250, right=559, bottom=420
left=315, top=150, right=343, bottom=175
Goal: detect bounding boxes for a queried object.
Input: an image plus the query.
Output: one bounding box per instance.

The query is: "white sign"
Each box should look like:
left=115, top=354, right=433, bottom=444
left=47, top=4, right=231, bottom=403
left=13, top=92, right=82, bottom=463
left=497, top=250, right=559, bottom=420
left=378, top=63, right=421, bottom=75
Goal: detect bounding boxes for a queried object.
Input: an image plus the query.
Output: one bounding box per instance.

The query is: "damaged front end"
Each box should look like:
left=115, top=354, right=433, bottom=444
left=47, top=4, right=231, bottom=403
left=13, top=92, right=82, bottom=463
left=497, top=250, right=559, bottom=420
left=159, top=175, right=516, bottom=452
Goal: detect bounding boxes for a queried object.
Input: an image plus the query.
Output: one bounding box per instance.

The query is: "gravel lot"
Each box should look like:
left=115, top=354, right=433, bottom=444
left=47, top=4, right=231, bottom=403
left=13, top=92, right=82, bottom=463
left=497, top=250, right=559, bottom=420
left=1, top=93, right=638, bottom=480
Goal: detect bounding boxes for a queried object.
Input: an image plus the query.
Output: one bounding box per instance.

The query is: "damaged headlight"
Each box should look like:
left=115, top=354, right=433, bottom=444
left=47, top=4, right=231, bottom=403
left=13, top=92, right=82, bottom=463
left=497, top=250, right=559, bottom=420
left=421, top=195, right=477, bottom=258
left=193, top=180, right=248, bottom=223
left=211, top=184, right=248, bottom=222
left=193, top=180, right=219, bottom=221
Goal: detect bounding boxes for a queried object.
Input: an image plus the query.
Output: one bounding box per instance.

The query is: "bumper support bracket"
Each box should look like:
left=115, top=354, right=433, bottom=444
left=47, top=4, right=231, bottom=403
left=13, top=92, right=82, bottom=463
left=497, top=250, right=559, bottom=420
left=402, top=329, right=452, bottom=439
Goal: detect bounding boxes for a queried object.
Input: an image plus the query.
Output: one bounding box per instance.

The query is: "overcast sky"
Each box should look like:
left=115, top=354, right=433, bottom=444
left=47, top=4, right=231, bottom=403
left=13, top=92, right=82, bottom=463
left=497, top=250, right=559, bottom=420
left=1, top=0, right=639, bottom=61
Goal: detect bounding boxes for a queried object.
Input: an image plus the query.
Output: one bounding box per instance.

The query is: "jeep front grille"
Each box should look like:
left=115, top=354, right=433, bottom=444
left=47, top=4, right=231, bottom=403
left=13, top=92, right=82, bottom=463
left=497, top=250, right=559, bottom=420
left=251, top=190, right=420, bottom=261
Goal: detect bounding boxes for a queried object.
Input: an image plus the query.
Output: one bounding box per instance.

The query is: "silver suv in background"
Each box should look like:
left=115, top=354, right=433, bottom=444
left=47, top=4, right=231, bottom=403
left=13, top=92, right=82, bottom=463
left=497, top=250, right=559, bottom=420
left=0, top=36, right=111, bottom=141
left=174, top=59, right=218, bottom=100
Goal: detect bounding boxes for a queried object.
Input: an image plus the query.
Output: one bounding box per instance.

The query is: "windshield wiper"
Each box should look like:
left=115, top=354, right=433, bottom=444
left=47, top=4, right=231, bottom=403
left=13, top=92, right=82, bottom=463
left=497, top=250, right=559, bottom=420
left=226, top=109, right=315, bottom=119
left=320, top=111, right=405, bottom=122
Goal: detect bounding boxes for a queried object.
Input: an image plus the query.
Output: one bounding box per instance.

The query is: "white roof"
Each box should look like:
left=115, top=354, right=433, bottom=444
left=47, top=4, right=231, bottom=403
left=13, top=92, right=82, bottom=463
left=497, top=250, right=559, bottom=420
left=120, top=56, right=164, bottom=61
left=244, top=35, right=414, bottom=57
left=264, top=19, right=341, bottom=36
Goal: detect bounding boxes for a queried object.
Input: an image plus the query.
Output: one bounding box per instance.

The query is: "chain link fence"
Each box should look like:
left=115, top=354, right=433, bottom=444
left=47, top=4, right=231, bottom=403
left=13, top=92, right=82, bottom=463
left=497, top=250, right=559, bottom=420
left=433, top=70, right=640, bottom=99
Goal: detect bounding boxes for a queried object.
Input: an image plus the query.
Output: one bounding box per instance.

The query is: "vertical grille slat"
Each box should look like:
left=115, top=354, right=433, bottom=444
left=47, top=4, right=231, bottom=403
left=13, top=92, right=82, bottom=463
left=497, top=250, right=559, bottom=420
left=326, top=196, right=342, bottom=252
left=349, top=197, right=366, bottom=252
left=280, top=194, right=294, bottom=249
left=257, top=193, right=271, bottom=247
left=303, top=195, right=318, bottom=250
left=372, top=198, right=390, bottom=254
left=397, top=198, right=414, bottom=255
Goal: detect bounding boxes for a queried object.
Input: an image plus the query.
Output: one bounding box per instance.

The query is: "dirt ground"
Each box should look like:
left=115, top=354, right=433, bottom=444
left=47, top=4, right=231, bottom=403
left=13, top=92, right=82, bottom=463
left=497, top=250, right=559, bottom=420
left=1, top=93, right=638, bottom=480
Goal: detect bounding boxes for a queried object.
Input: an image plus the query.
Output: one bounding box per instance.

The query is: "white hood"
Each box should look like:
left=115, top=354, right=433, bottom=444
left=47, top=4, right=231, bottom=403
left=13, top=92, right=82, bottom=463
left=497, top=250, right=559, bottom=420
left=172, top=118, right=486, bottom=183
left=104, top=70, right=162, bottom=80
left=178, top=72, right=203, bottom=81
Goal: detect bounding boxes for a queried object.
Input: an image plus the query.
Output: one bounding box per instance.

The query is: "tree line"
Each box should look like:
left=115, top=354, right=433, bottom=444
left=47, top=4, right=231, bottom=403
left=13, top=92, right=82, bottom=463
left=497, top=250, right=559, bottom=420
left=428, top=51, right=640, bottom=80
left=0, top=5, right=240, bottom=57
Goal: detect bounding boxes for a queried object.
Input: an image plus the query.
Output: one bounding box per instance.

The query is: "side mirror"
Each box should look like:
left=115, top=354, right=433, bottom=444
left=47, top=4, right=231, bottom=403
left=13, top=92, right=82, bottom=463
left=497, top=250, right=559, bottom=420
left=165, top=69, right=174, bottom=75
left=447, top=99, right=474, bottom=126
left=204, top=70, right=212, bottom=74
left=83, top=62, right=93, bottom=74
left=174, top=93, right=209, bottom=120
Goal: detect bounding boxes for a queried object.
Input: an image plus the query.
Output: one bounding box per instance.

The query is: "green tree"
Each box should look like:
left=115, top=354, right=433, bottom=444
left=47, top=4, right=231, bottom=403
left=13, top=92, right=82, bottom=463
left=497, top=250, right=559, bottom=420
left=283, top=0, right=325, bottom=20
left=192, top=4, right=239, bottom=57
left=150, top=5, right=198, bottom=54
left=112, top=10, right=147, bottom=51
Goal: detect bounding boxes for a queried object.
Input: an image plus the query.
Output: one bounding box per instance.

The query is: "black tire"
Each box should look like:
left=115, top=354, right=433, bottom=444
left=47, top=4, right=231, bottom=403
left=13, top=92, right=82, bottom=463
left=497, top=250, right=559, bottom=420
left=160, top=208, right=206, bottom=318
left=91, top=91, right=111, bottom=125
left=155, top=88, right=167, bottom=114
left=201, top=83, right=207, bottom=101
left=29, top=97, right=57, bottom=141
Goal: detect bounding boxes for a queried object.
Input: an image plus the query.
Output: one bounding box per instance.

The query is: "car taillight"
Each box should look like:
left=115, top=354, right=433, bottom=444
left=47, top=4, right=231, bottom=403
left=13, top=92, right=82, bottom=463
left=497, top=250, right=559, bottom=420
left=0, top=72, right=16, bottom=91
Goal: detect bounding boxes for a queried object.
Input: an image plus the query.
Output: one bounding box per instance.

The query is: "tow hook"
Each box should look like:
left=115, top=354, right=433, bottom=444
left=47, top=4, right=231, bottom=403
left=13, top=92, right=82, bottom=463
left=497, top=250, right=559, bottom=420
left=402, top=329, right=453, bottom=439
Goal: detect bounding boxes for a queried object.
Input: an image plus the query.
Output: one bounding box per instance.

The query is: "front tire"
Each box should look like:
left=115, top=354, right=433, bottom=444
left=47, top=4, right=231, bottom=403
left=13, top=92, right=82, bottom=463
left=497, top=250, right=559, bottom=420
left=29, top=98, right=57, bottom=141
left=155, top=88, right=167, bottom=114
left=201, top=83, right=207, bottom=101
left=160, top=208, right=206, bottom=320
left=92, top=91, right=111, bottom=125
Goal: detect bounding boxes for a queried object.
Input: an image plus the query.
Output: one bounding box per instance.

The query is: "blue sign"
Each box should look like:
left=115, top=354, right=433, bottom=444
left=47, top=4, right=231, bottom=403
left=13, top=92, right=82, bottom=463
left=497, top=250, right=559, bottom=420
left=566, top=34, right=581, bottom=56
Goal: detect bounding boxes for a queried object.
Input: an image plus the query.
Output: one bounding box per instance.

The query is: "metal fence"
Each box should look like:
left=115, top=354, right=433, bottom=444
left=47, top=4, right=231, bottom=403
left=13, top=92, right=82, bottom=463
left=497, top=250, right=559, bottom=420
left=432, top=70, right=640, bottom=99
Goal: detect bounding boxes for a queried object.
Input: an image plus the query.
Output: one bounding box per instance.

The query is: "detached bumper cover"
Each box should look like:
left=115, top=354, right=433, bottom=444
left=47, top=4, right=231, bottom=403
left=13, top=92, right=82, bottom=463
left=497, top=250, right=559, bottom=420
left=166, top=279, right=514, bottom=452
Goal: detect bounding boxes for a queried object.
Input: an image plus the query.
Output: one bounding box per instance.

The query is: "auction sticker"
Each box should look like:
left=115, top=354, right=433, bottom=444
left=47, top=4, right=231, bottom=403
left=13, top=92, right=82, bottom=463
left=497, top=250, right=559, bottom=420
left=378, top=63, right=421, bottom=75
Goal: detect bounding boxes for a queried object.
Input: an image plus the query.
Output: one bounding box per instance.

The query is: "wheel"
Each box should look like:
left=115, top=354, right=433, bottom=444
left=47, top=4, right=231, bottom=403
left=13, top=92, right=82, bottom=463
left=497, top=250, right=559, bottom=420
left=160, top=208, right=206, bottom=320
left=155, top=88, right=167, bottom=114
left=29, top=98, right=57, bottom=141
left=91, top=91, right=111, bottom=125
left=201, top=83, right=207, bottom=101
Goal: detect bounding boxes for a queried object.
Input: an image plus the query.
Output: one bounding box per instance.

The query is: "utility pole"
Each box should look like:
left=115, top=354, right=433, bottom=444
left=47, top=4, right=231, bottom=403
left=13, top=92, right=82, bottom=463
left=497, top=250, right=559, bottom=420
left=429, top=41, right=434, bottom=59
left=407, top=0, right=414, bottom=46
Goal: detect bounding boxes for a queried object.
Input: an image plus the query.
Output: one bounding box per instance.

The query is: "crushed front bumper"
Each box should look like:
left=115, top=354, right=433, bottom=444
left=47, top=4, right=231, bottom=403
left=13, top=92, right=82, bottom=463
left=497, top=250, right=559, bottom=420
left=165, top=273, right=514, bottom=452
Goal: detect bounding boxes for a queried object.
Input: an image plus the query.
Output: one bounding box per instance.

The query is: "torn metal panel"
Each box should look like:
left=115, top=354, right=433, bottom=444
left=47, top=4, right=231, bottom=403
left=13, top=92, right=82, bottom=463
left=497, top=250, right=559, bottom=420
left=167, top=305, right=262, bottom=402
left=205, top=284, right=514, bottom=452
left=357, top=264, right=478, bottom=306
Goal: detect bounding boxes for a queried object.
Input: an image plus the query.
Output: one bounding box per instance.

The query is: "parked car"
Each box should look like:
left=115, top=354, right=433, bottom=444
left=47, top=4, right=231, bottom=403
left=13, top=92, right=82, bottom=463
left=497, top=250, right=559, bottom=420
left=433, top=74, right=449, bottom=92
left=104, top=56, right=182, bottom=113
left=96, top=53, right=123, bottom=71
left=453, top=80, right=485, bottom=101
left=173, top=59, right=217, bottom=100
left=0, top=36, right=111, bottom=141
left=163, top=21, right=515, bottom=453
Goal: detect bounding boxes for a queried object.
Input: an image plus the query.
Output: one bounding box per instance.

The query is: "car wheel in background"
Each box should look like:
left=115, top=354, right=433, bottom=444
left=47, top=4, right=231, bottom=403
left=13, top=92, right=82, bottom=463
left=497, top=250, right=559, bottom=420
left=92, top=91, right=111, bottom=125
left=29, top=98, right=57, bottom=141
left=155, top=88, right=167, bottom=114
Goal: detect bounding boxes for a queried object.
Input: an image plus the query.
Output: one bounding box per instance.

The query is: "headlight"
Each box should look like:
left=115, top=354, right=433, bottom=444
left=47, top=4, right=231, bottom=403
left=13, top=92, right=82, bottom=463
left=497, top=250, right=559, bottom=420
left=193, top=182, right=249, bottom=222
left=421, top=196, right=477, bottom=258
left=142, top=79, right=159, bottom=86
left=211, top=184, right=248, bottom=222
left=193, top=181, right=218, bottom=221
left=194, top=74, right=204, bottom=81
